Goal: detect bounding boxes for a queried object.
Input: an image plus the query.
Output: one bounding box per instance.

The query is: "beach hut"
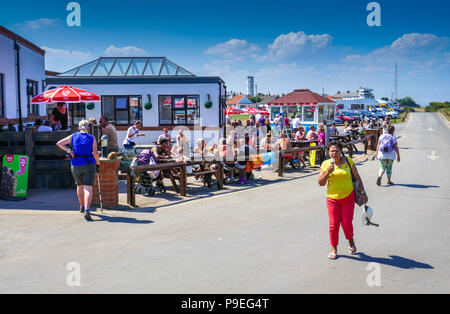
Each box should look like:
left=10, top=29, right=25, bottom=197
left=267, top=89, right=336, bottom=129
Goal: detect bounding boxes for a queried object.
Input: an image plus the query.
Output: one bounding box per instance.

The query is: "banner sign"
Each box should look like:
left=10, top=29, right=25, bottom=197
left=309, top=143, right=317, bottom=167
left=0, top=155, right=30, bottom=200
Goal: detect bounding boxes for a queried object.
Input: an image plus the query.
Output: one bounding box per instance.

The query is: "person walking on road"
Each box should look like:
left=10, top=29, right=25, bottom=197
left=376, top=125, right=400, bottom=186
left=57, top=120, right=100, bottom=221
left=318, top=142, right=368, bottom=259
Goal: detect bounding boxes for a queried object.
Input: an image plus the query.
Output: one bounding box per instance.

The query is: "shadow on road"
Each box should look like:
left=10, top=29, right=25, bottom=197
left=391, top=184, right=439, bottom=189
left=91, top=213, right=153, bottom=224
left=119, top=169, right=323, bottom=213
left=340, top=253, right=434, bottom=269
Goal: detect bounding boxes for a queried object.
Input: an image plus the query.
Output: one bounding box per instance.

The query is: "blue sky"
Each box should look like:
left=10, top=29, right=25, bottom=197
left=1, top=0, right=449, bottom=104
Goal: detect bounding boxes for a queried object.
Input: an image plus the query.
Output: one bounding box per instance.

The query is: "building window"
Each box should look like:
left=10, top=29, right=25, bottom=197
left=0, top=73, right=4, bottom=118
left=303, top=106, right=315, bottom=122
left=101, top=96, right=142, bottom=126
left=26, top=80, right=39, bottom=115
left=70, top=103, right=86, bottom=125
left=351, top=104, right=364, bottom=110
left=158, top=95, right=200, bottom=125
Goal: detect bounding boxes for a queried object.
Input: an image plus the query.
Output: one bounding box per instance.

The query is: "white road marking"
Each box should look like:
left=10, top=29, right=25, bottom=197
left=427, top=151, right=440, bottom=161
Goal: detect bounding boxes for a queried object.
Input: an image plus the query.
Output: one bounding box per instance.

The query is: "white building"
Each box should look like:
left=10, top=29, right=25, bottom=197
left=45, top=57, right=227, bottom=147
left=0, top=25, right=46, bottom=128
left=331, top=87, right=380, bottom=111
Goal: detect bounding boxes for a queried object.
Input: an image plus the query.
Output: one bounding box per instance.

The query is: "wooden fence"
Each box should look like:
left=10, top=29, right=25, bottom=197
left=276, top=135, right=375, bottom=177
left=0, top=125, right=101, bottom=189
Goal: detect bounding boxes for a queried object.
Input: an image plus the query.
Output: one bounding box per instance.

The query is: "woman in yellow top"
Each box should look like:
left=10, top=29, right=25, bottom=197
left=318, top=142, right=368, bottom=259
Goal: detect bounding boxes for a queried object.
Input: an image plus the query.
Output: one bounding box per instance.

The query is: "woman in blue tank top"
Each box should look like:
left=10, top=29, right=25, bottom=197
left=57, top=120, right=100, bottom=221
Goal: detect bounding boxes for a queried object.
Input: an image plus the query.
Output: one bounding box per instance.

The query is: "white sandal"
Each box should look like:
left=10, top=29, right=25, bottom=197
left=348, top=246, right=357, bottom=255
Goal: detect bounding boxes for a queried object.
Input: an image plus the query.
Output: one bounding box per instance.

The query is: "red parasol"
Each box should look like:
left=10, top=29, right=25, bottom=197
left=226, top=107, right=243, bottom=115
left=31, top=86, right=100, bottom=104
left=243, top=107, right=270, bottom=116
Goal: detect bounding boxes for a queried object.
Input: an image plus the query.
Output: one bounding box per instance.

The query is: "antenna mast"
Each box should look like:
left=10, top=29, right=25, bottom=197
left=394, top=63, right=398, bottom=101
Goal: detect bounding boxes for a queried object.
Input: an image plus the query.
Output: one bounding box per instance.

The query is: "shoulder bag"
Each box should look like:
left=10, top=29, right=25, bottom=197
left=344, top=154, right=364, bottom=206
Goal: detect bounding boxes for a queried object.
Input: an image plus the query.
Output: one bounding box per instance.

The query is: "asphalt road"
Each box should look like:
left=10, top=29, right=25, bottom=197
left=0, top=112, right=448, bottom=294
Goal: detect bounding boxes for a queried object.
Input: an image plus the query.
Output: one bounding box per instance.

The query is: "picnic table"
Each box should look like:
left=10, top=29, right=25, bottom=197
left=134, top=144, right=156, bottom=150
left=330, top=132, right=359, bottom=151
left=291, top=139, right=318, bottom=148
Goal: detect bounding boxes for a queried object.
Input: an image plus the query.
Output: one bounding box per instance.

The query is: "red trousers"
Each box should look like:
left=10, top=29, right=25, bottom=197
left=326, top=191, right=355, bottom=246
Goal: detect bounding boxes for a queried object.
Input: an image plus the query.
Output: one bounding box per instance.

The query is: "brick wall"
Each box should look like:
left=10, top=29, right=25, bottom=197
left=92, top=159, right=121, bottom=209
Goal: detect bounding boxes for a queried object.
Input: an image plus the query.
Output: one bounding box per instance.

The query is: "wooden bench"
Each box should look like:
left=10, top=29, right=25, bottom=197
left=277, top=145, right=326, bottom=177
left=123, top=159, right=225, bottom=207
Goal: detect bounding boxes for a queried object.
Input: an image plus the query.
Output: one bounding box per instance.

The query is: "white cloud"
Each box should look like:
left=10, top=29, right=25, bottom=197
left=42, top=47, right=92, bottom=60
left=264, top=31, right=333, bottom=60
left=17, top=18, right=61, bottom=30
left=104, top=45, right=148, bottom=57
left=391, top=33, right=446, bottom=50
left=42, top=47, right=93, bottom=72
left=346, top=33, right=449, bottom=65
left=205, top=39, right=261, bottom=62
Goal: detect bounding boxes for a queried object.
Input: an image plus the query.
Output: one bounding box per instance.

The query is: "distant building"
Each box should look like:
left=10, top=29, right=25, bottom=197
left=266, top=89, right=335, bottom=128
left=226, top=94, right=254, bottom=109
left=247, top=76, right=255, bottom=97
left=330, top=87, right=378, bottom=111
left=0, top=25, right=46, bottom=128
left=258, top=95, right=278, bottom=108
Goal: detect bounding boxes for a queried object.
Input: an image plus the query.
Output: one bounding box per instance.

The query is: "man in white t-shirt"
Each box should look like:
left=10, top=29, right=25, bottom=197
left=122, top=120, right=145, bottom=149
left=157, top=128, right=172, bottom=145
left=37, top=120, right=53, bottom=132
left=292, top=114, right=301, bottom=132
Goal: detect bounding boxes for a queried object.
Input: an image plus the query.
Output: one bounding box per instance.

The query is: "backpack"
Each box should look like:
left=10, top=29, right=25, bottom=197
left=379, top=134, right=395, bottom=153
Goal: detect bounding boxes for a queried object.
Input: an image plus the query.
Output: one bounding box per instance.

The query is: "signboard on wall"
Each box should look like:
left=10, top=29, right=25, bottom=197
left=0, top=155, right=30, bottom=201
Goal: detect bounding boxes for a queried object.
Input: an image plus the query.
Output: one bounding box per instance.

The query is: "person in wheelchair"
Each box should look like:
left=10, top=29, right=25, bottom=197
left=135, top=138, right=172, bottom=195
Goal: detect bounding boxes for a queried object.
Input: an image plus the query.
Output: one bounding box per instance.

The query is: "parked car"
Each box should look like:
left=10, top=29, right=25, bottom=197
left=356, top=110, right=377, bottom=120
left=369, top=107, right=387, bottom=118
left=336, top=111, right=360, bottom=123
left=385, top=110, right=399, bottom=119
left=340, top=110, right=362, bottom=120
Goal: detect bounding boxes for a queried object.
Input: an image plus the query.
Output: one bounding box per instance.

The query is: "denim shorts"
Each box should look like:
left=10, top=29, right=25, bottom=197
left=71, top=163, right=96, bottom=186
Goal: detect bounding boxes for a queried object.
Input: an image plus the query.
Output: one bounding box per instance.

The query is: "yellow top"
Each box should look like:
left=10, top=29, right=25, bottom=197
left=321, top=157, right=354, bottom=200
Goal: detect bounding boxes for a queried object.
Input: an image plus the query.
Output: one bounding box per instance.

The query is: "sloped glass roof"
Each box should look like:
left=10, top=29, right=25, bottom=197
left=58, top=57, right=195, bottom=77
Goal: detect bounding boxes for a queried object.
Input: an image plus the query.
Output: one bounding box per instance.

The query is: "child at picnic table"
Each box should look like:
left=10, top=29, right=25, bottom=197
left=306, top=125, right=318, bottom=140
left=260, top=132, right=273, bottom=151
left=294, top=126, right=306, bottom=141
left=330, top=123, right=339, bottom=136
